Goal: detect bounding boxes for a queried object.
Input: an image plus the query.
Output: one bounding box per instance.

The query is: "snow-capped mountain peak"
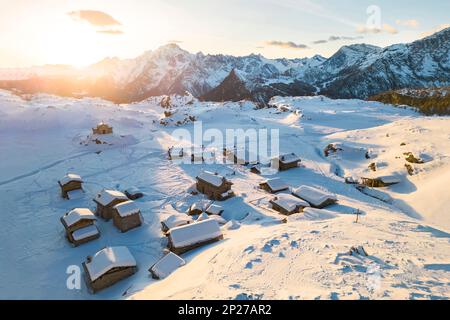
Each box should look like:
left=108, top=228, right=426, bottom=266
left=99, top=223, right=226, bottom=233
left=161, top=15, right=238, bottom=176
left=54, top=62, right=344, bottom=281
left=91, top=27, right=450, bottom=103
left=1, top=28, right=449, bottom=104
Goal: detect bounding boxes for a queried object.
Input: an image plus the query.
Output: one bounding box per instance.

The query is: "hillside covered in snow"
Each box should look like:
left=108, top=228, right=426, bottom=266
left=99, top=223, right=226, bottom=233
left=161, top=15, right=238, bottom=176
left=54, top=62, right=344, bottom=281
left=0, top=90, right=449, bottom=300
left=370, top=87, right=450, bottom=115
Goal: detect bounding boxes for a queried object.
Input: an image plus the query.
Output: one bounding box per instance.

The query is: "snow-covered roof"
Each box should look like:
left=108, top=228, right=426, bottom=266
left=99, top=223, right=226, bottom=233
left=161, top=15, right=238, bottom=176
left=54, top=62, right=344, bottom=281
left=125, top=186, right=142, bottom=195
left=363, top=175, right=401, bottom=184
left=261, top=178, right=289, bottom=192
left=95, top=190, right=128, bottom=206
left=113, top=200, right=140, bottom=218
left=96, top=122, right=111, bottom=128
left=231, top=148, right=259, bottom=164
left=208, top=214, right=227, bottom=225
left=60, top=173, right=82, bottom=186
left=150, top=252, right=185, bottom=279
left=271, top=194, right=310, bottom=212
left=170, top=147, right=184, bottom=156
left=196, top=212, right=210, bottom=222
left=162, top=214, right=193, bottom=230
left=224, top=220, right=241, bottom=230
left=197, top=171, right=225, bottom=187
left=221, top=190, right=234, bottom=198
left=72, top=225, right=99, bottom=241
left=189, top=202, right=204, bottom=213
left=288, top=207, right=338, bottom=222
left=85, top=246, right=136, bottom=282
left=169, top=219, right=222, bottom=248
left=277, top=153, right=301, bottom=164
left=250, top=164, right=262, bottom=171
left=206, top=204, right=223, bottom=215
left=62, top=208, right=96, bottom=227
left=292, top=186, right=337, bottom=207
left=378, top=176, right=401, bottom=184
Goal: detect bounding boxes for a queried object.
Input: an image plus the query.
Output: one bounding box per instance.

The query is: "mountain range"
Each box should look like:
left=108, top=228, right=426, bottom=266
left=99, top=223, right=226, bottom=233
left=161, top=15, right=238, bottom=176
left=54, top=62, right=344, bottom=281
left=1, top=27, right=449, bottom=105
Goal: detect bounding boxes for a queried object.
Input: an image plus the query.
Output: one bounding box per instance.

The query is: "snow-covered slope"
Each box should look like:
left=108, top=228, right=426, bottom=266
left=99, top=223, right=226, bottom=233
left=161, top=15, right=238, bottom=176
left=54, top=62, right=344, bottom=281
left=327, top=117, right=450, bottom=229
left=0, top=90, right=449, bottom=300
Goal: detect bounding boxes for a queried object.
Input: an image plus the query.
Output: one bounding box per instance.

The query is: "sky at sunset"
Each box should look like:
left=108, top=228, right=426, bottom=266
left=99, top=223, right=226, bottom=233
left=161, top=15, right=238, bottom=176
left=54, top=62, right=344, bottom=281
left=0, top=0, right=449, bottom=67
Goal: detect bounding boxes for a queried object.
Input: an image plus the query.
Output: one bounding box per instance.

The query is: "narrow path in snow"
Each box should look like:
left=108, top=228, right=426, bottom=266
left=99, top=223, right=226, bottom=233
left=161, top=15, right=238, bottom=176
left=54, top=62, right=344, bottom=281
left=0, top=150, right=95, bottom=186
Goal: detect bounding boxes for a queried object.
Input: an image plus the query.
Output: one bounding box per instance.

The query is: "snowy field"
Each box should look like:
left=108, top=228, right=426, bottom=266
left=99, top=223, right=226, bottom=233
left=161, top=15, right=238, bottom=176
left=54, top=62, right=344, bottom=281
left=0, top=89, right=449, bottom=300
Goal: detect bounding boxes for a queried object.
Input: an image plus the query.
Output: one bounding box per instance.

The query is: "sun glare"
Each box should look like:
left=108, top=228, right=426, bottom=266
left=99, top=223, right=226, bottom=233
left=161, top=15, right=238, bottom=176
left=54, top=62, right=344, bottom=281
left=38, top=19, right=111, bottom=67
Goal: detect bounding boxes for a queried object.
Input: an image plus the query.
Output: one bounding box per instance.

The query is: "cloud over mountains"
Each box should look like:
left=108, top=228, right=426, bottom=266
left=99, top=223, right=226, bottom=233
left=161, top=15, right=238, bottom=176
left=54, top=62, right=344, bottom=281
left=266, top=41, right=309, bottom=50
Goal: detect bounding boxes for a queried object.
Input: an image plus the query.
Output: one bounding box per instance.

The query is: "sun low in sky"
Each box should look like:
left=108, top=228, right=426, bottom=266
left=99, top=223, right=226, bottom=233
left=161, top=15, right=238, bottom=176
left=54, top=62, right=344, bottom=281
left=0, top=0, right=448, bottom=68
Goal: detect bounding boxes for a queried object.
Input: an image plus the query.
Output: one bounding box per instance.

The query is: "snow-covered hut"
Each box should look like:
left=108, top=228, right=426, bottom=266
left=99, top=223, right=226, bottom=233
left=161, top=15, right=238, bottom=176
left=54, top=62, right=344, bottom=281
left=93, top=190, right=128, bottom=220
left=149, top=252, right=185, bottom=280
left=112, top=200, right=143, bottom=233
left=269, top=194, right=310, bottom=215
left=225, top=220, right=241, bottom=230
left=250, top=164, right=263, bottom=175
left=259, top=178, right=289, bottom=194
left=58, top=173, right=83, bottom=199
left=60, top=208, right=100, bottom=246
left=206, top=204, right=224, bottom=215
left=124, top=187, right=144, bottom=200
left=161, top=213, right=193, bottom=233
left=361, top=175, right=401, bottom=188
left=207, top=214, right=227, bottom=225
left=168, top=147, right=184, bottom=161
left=229, top=148, right=259, bottom=166
left=191, top=151, right=205, bottom=163
left=83, top=246, right=137, bottom=293
left=196, top=211, right=210, bottom=222
left=196, top=171, right=234, bottom=201
left=273, top=153, right=301, bottom=171
left=167, top=219, right=223, bottom=255
left=188, top=202, right=204, bottom=215
left=292, top=186, right=338, bottom=209
left=92, top=122, right=113, bottom=135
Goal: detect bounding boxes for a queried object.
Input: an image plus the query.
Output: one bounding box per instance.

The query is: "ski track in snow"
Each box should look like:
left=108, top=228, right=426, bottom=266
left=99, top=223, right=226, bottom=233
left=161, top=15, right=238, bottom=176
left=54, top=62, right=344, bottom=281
left=0, top=91, right=449, bottom=300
